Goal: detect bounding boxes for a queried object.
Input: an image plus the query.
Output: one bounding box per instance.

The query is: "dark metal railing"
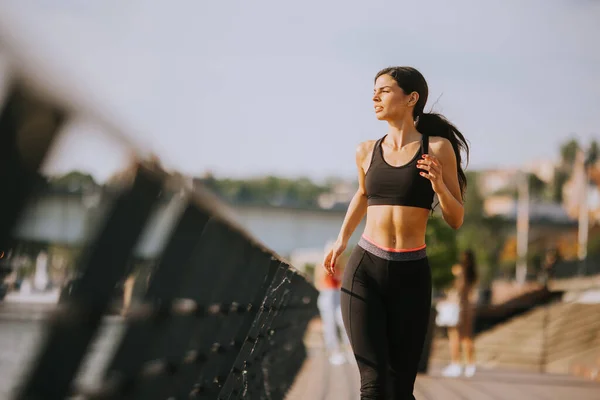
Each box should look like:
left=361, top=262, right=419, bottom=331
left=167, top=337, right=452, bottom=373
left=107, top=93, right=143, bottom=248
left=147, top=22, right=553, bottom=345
left=0, top=63, right=318, bottom=399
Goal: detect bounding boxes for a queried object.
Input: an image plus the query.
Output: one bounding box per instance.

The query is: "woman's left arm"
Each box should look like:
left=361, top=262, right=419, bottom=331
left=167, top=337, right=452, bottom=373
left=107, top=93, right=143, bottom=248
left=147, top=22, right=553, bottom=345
left=417, top=138, right=464, bottom=229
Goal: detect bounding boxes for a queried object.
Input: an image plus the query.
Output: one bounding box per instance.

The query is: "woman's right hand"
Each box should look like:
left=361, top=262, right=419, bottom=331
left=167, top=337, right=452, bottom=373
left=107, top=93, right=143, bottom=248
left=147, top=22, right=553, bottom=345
left=323, top=240, right=346, bottom=276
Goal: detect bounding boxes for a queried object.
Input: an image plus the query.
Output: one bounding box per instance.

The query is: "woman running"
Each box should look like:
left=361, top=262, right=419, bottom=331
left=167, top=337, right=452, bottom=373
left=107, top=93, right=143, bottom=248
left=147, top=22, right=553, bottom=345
left=323, top=66, right=469, bottom=399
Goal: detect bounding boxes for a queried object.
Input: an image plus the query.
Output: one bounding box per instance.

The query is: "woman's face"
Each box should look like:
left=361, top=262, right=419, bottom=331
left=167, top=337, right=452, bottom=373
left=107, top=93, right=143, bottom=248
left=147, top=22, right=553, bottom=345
left=372, top=74, right=416, bottom=121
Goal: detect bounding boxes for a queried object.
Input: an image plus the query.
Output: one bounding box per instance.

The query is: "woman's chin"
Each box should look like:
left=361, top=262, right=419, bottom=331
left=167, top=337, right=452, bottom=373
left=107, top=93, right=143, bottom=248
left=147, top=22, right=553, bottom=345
left=374, top=112, right=387, bottom=121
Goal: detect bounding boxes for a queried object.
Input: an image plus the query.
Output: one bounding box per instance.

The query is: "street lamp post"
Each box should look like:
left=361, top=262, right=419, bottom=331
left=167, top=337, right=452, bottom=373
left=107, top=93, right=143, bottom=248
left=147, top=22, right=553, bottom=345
left=577, top=144, right=596, bottom=275
left=516, top=170, right=530, bottom=284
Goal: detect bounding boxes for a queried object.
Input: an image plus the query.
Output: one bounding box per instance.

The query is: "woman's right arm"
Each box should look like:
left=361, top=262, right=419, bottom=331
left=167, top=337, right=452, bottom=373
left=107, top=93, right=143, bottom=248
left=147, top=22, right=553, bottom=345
left=323, top=142, right=371, bottom=274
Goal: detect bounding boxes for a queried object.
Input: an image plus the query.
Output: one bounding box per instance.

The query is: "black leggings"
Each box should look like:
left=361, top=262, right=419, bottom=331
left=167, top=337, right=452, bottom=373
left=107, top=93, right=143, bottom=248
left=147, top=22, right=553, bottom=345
left=340, top=237, right=432, bottom=400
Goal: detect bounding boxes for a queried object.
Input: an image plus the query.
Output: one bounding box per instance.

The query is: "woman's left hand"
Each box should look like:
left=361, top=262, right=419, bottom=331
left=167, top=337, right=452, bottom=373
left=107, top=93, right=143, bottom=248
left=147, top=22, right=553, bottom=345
left=417, top=154, right=446, bottom=194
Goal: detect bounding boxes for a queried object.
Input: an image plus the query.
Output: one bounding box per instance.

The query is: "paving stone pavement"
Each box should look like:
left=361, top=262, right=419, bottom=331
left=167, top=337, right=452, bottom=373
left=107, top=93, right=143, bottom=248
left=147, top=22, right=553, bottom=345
left=285, top=321, right=600, bottom=400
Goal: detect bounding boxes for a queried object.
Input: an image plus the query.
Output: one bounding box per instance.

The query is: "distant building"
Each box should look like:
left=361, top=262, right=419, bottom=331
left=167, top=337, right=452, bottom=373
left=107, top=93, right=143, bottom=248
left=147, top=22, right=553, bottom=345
left=477, top=168, right=520, bottom=197
left=483, top=195, right=514, bottom=217
left=477, top=159, right=558, bottom=196
left=484, top=196, right=575, bottom=225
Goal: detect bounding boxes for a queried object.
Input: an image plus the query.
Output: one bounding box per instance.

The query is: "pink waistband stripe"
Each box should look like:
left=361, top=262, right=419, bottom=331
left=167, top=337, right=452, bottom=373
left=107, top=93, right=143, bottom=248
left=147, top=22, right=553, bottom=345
left=361, top=234, right=426, bottom=253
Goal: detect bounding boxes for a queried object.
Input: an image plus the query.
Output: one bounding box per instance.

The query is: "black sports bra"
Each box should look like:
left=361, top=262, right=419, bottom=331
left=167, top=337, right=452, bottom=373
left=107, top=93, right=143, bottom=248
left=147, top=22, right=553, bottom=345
left=364, top=134, right=435, bottom=209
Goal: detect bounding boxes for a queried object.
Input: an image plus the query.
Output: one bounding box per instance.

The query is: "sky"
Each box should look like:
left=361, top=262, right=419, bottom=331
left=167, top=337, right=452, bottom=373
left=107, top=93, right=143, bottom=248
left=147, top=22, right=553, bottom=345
left=0, top=0, right=598, bottom=182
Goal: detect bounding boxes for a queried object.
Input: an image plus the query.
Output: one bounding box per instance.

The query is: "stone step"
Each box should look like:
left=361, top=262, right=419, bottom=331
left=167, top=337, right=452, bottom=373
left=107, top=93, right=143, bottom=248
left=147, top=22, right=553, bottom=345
left=431, top=302, right=600, bottom=379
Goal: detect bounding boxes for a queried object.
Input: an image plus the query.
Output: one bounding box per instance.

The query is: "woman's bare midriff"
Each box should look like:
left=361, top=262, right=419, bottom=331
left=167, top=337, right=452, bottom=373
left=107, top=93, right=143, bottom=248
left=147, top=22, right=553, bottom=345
left=362, top=205, right=429, bottom=250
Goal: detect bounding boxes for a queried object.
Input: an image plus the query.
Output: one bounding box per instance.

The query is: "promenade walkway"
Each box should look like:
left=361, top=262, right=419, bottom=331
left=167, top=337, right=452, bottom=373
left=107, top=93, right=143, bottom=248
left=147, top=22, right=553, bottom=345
left=286, top=319, right=600, bottom=400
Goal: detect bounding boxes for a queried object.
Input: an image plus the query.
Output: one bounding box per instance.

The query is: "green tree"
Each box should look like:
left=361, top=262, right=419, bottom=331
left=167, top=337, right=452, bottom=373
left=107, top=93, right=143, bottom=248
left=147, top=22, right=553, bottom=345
left=426, top=216, right=458, bottom=290
left=552, top=169, right=569, bottom=203
left=528, top=173, right=547, bottom=200
left=463, top=171, right=484, bottom=222
left=588, top=227, right=600, bottom=257
left=456, top=215, right=506, bottom=288
left=204, top=176, right=329, bottom=207
left=588, top=140, right=598, bottom=165
left=555, top=137, right=580, bottom=202
left=456, top=170, right=508, bottom=288
left=236, top=183, right=253, bottom=203
left=560, top=139, right=579, bottom=165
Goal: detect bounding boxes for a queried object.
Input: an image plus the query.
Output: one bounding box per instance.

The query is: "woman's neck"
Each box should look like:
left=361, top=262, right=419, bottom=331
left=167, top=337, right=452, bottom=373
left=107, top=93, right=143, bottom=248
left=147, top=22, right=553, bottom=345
left=385, top=118, right=420, bottom=148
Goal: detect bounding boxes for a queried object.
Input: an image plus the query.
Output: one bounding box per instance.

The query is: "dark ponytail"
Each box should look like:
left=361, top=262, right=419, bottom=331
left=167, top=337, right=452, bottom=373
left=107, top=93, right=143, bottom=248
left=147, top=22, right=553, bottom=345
left=416, top=112, right=469, bottom=198
left=376, top=66, right=470, bottom=199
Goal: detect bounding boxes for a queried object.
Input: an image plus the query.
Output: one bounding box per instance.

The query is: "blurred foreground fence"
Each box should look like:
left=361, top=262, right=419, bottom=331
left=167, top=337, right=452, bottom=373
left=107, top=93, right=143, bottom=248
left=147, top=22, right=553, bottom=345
left=0, top=58, right=318, bottom=398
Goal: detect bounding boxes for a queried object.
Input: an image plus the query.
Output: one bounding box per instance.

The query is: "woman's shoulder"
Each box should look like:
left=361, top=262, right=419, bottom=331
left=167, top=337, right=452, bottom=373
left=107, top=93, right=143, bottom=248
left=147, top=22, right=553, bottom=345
left=355, top=139, right=378, bottom=162
left=429, top=137, right=455, bottom=158
left=357, top=139, right=378, bottom=152
left=429, top=136, right=452, bottom=147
